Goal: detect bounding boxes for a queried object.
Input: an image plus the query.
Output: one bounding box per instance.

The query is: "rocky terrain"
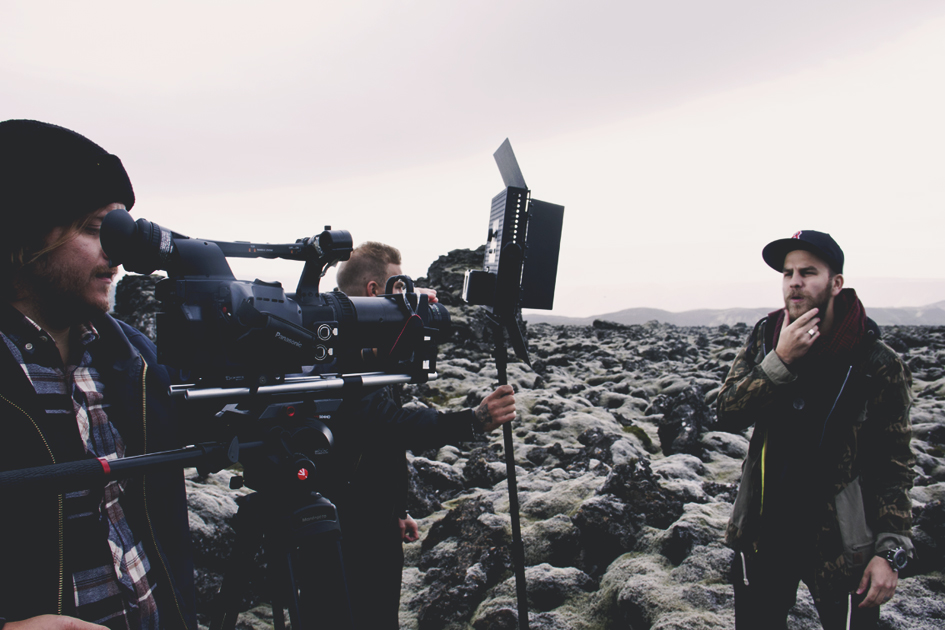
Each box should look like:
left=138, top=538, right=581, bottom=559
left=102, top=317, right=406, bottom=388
left=115, top=249, right=945, bottom=630
left=525, top=302, right=945, bottom=327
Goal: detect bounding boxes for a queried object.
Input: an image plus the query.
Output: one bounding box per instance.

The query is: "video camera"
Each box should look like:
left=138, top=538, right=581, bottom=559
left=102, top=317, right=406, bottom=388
left=100, top=209, right=449, bottom=389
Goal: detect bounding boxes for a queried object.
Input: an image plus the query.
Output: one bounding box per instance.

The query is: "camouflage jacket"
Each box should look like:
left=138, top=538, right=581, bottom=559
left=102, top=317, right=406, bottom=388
left=716, top=315, right=915, bottom=601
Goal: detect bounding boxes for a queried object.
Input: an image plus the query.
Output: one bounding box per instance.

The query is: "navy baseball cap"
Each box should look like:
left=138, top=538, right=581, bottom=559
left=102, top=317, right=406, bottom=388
left=762, top=230, right=844, bottom=274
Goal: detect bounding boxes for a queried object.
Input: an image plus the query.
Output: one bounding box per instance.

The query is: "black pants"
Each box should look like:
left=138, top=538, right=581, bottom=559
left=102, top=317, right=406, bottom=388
left=341, top=515, right=405, bottom=630
left=731, top=550, right=880, bottom=630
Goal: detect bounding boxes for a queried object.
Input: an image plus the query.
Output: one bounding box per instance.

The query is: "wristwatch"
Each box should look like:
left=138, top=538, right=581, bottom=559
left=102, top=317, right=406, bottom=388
left=881, top=547, right=909, bottom=572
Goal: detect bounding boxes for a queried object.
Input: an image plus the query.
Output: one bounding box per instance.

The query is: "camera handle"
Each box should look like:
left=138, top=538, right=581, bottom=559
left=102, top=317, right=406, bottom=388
left=384, top=274, right=415, bottom=295
left=0, top=438, right=243, bottom=494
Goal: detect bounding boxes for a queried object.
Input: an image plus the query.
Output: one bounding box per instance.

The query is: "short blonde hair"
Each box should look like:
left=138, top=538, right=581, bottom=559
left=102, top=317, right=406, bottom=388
left=336, top=241, right=402, bottom=296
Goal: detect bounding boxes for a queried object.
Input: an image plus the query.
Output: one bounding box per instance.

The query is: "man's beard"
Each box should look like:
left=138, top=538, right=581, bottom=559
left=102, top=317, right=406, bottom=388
left=785, top=285, right=832, bottom=322
left=23, top=261, right=113, bottom=326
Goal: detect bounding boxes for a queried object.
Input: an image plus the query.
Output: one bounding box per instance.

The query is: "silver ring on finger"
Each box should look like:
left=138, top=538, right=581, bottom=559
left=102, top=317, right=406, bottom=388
left=808, top=328, right=816, bottom=337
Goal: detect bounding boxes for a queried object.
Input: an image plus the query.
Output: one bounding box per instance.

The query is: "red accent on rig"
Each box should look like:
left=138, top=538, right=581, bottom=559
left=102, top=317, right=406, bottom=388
left=98, top=458, right=111, bottom=475
left=297, top=468, right=309, bottom=481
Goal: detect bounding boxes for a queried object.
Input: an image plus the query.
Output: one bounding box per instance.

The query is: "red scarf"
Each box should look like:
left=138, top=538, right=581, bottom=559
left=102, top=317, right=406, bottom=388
left=771, top=288, right=867, bottom=360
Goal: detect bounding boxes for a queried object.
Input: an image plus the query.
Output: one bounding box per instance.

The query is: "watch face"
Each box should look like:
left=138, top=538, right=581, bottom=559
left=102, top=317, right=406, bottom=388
left=893, top=548, right=908, bottom=570
left=885, top=548, right=908, bottom=570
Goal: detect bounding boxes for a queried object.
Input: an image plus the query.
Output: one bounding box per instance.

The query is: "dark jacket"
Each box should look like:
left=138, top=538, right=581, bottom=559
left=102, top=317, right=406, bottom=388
left=306, top=384, right=480, bottom=629
left=0, top=311, right=196, bottom=628
left=325, top=384, right=479, bottom=508
left=716, top=313, right=915, bottom=600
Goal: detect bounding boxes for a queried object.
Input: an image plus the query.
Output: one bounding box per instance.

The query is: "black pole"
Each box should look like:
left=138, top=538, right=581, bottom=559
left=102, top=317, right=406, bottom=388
left=0, top=439, right=246, bottom=494
left=493, top=323, right=530, bottom=630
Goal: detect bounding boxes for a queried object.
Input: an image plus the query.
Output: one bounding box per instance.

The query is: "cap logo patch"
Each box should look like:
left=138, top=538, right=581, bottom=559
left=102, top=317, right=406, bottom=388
left=792, top=231, right=803, bottom=239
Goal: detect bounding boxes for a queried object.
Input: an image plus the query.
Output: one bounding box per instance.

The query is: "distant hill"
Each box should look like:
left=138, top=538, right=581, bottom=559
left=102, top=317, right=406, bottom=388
left=525, top=301, right=945, bottom=327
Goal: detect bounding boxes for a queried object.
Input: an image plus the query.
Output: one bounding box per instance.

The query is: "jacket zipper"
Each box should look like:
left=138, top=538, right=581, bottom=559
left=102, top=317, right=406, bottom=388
left=137, top=361, right=191, bottom=630
left=760, top=430, right=768, bottom=516
left=819, top=366, right=853, bottom=448
left=739, top=551, right=750, bottom=586
left=0, top=394, right=65, bottom=615
left=759, top=322, right=769, bottom=518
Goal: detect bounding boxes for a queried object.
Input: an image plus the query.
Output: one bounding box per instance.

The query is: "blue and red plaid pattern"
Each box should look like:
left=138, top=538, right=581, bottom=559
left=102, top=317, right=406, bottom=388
left=0, top=314, right=159, bottom=630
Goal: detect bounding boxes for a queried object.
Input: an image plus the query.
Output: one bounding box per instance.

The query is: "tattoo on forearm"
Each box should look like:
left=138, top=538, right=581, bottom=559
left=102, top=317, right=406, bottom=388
left=476, top=404, right=491, bottom=429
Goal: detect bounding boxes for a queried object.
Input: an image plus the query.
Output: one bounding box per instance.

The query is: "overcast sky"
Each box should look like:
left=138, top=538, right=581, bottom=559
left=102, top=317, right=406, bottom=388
left=4, top=1, right=945, bottom=317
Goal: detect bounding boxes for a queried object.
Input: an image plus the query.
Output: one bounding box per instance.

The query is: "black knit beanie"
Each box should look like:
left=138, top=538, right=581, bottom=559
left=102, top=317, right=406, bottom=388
left=0, top=119, right=135, bottom=228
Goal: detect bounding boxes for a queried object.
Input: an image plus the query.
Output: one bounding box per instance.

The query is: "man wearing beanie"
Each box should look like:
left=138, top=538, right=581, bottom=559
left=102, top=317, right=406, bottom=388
left=0, top=120, right=196, bottom=630
left=716, top=231, right=915, bottom=629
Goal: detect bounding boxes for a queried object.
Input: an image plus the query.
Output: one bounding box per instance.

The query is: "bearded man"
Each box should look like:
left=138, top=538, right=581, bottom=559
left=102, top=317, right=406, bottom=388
left=0, top=120, right=195, bottom=630
left=716, top=230, right=915, bottom=630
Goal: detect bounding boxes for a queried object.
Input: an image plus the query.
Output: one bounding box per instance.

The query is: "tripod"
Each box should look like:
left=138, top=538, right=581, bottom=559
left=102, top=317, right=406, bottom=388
left=0, top=391, right=385, bottom=630
left=0, top=434, right=352, bottom=628
left=204, top=405, right=355, bottom=630
left=210, top=486, right=353, bottom=630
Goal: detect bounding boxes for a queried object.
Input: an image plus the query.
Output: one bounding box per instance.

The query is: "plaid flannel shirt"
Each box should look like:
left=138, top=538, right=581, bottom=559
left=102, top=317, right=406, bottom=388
left=0, top=314, right=159, bottom=630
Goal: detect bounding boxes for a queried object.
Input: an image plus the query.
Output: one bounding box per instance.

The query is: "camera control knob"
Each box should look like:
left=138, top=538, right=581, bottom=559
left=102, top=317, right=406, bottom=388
left=292, top=456, right=316, bottom=484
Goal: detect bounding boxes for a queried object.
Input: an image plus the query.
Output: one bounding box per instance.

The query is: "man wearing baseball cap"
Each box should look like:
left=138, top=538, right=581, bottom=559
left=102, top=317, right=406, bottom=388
left=0, top=120, right=196, bottom=629
left=716, top=231, right=915, bottom=629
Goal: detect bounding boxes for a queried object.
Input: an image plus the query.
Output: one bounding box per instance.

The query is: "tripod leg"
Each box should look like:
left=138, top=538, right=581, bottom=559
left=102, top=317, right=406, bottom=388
left=268, top=492, right=354, bottom=630
left=280, top=550, right=303, bottom=629
left=211, top=483, right=353, bottom=629
left=211, top=493, right=268, bottom=630
left=271, top=603, right=286, bottom=630
left=288, top=526, right=354, bottom=628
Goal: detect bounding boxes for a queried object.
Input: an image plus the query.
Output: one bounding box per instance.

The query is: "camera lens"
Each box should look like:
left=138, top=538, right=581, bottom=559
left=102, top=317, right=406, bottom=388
left=426, top=302, right=451, bottom=336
